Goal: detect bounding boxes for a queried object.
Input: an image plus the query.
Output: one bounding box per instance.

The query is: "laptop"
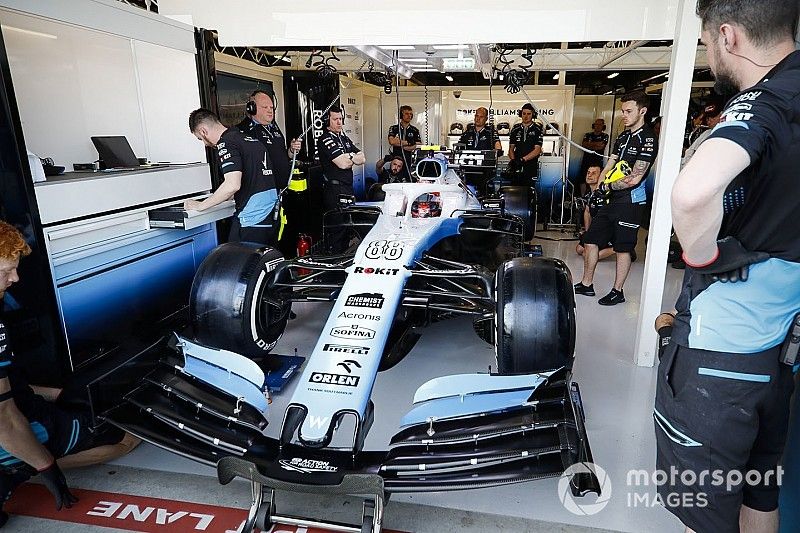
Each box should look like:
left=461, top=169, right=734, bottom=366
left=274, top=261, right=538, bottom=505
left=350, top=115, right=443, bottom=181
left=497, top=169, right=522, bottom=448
left=91, top=136, right=140, bottom=169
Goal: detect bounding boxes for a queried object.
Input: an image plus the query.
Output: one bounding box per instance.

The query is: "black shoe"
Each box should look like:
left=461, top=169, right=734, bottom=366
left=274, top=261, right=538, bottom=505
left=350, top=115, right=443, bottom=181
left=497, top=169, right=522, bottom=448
left=573, top=282, right=595, bottom=296
left=598, top=289, right=625, bottom=306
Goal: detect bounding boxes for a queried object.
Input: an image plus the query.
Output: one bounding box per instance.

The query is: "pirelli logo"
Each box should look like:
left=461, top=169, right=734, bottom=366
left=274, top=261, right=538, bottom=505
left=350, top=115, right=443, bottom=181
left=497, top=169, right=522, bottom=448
left=323, top=344, right=370, bottom=355
left=309, top=372, right=360, bottom=387
left=345, top=293, right=384, bottom=309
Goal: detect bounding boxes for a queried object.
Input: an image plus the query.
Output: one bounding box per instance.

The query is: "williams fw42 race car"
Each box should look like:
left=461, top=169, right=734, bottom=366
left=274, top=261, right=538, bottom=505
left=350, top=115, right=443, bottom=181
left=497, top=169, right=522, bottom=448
left=98, top=148, right=599, bottom=532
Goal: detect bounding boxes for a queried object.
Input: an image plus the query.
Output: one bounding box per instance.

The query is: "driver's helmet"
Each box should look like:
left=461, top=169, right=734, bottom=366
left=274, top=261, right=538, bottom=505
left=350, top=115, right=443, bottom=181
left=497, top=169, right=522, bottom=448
left=449, top=122, right=465, bottom=135
left=411, top=192, right=442, bottom=219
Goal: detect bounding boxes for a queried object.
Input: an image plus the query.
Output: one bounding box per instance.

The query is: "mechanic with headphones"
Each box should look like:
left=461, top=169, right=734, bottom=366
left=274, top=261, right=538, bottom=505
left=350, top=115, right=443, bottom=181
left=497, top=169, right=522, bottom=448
left=657, top=2, right=800, bottom=531
left=387, top=105, right=420, bottom=181
left=186, top=108, right=280, bottom=245
left=508, top=103, right=543, bottom=185
left=573, top=90, right=657, bottom=306
left=237, top=90, right=301, bottom=190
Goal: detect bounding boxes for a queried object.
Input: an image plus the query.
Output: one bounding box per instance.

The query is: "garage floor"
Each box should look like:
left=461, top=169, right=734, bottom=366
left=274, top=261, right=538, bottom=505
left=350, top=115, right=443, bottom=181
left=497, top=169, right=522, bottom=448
left=6, top=229, right=687, bottom=533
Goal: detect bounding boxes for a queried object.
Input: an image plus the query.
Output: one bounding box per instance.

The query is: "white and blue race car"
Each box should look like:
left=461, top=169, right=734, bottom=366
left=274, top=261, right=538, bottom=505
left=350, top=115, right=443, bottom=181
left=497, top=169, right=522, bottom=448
left=99, top=148, right=598, bottom=533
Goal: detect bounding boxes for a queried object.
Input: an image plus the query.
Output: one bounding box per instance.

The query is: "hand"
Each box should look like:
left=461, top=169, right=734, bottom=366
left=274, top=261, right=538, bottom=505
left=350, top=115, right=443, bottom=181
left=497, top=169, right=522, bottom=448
left=597, top=182, right=611, bottom=201
left=290, top=138, right=302, bottom=152
left=684, top=236, right=770, bottom=283
left=38, top=462, right=78, bottom=510
left=184, top=199, right=203, bottom=211
left=507, top=158, right=521, bottom=172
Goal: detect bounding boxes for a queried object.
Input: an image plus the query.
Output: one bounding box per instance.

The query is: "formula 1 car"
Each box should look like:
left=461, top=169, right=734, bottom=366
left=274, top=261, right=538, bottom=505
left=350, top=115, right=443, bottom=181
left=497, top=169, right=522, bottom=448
left=96, top=148, right=598, bottom=532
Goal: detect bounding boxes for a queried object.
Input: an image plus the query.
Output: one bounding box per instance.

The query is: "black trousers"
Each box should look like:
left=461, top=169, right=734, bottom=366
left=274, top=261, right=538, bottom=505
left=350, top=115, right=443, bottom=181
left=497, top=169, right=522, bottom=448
left=228, top=216, right=277, bottom=247
left=322, top=181, right=354, bottom=253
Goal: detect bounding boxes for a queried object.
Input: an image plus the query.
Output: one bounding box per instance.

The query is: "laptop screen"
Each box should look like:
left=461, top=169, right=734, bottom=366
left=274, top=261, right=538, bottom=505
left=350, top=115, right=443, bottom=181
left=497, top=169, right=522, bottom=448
left=91, top=136, right=139, bottom=168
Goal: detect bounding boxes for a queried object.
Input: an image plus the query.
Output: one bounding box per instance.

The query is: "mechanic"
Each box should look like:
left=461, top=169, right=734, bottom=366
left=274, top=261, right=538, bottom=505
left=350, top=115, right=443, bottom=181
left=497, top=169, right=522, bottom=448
left=575, top=164, right=614, bottom=262
left=187, top=108, right=280, bottom=245
left=318, top=106, right=365, bottom=251
left=374, top=154, right=409, bottom=184
left=236, top=90, right=302, bottom=189
left=576, top=118, right=609, bottom=196
left=680, top=98, right=723, bottom=168
left=656, top=2, right=800, bottom=532
left=387, top=105, right=420, bottom=181
left=508, top=103, right=543, bottom=185
left=0, top=221, right=139, bottom=528
left=458, top=107, right=502, bottom=153
left=458, top=107, right=502, bottom=194
left=318, top=106, right=365, bottom=210
left=573, top=90, right=657, bottom=305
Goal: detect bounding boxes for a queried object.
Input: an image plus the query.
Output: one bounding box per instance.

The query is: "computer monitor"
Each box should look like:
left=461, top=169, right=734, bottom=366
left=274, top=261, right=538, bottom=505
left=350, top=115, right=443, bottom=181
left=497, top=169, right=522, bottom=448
left=91, top=136, right=139, bottom=169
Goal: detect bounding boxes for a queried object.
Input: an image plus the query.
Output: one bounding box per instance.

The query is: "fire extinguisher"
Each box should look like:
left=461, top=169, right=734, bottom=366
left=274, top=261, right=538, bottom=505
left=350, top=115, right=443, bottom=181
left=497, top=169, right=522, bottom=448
left=296, top=234, right=312, bottom=276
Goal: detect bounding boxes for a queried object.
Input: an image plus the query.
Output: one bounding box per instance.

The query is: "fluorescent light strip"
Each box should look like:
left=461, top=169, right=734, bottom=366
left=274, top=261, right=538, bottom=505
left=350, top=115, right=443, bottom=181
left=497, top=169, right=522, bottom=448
left=401, top=58, right=430, bottom=62
left=553, top=73, right=560, bottom=80
left=432, top=44, right=468, bottom=50
left=445, top=75, right=454, bottom=81
left=607, top=72, right=620, bottom=79
left=379, top=45, right=415, bottom=50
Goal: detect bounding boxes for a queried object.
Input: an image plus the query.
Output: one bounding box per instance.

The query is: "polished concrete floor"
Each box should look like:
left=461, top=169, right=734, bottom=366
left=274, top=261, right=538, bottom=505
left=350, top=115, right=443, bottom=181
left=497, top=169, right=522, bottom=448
left=7, top=229, right=687, bottom=532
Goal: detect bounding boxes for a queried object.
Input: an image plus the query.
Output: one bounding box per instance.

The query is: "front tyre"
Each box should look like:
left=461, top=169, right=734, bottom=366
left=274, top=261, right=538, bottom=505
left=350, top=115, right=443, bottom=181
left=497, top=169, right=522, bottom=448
left=190, top=243, right=290, bottom=358
left=494, top=257, right=575, bottom=374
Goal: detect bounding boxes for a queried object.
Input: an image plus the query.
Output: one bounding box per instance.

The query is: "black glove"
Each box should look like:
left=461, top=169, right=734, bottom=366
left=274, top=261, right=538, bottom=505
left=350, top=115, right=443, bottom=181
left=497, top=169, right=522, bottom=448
left=507, top=158, right=520, bottom=172
left=685, top=236, right=770, bottom=283
left=38, top=462, right=78, bottom=510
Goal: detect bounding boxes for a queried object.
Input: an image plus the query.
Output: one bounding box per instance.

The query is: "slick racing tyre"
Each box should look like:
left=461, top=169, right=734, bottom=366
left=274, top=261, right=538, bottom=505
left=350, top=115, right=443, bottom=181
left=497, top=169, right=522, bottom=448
left=367, top=183, right=386, bottom=202
left=494, top=257, right=575, bottom=374
left=190, top=243, right=290, bottom=358
left=499, top=186, right=536, bottom=241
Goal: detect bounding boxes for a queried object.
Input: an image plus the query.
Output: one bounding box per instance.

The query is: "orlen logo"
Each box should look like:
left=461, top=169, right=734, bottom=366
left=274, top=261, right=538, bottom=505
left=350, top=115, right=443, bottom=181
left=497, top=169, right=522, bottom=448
left=330, top=324, right=375, bottom=339
left=353, top=266, right=400, bottom=276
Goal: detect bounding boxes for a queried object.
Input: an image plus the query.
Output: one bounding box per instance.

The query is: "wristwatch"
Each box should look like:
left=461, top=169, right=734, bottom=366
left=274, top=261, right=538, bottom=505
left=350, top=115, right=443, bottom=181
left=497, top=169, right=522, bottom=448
left=348, top=153, right=354, bottom=161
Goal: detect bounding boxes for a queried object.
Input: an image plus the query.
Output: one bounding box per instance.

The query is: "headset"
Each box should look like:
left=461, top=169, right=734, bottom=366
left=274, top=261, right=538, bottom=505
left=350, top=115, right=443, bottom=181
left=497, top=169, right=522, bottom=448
left=245, top=89, right=275, bottom=116
left=322, top=105, right=344, bottom=128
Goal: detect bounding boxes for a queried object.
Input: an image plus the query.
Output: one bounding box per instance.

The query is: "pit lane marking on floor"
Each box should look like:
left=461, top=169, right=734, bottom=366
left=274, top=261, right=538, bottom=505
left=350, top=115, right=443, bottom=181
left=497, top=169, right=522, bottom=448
left=6, top=483, right=404, bottom=533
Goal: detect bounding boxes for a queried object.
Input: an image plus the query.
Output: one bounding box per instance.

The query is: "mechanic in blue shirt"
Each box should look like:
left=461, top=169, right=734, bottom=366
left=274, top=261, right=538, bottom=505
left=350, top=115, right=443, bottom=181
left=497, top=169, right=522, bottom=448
left=236, top=90, right=301, bottom=189
left=387, top=105, right=420, bottom=181
left=574, top=90, right=658, bottom=306
left=508, top=103, right=543, bottom=185
left=655, top=2, right=800, bottom=532
left=0, top=221, right=139, bottom=527
left=187, top=108, right=280, bottom=245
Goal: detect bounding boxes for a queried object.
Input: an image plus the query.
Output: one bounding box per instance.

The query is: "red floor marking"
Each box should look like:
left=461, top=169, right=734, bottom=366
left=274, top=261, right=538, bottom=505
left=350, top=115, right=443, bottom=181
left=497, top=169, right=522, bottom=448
left=6, top=483, right=404, bottom=533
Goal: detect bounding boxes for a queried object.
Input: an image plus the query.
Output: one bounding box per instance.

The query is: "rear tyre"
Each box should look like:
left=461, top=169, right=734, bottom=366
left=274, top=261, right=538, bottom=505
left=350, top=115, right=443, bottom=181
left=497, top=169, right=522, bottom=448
left=190, top=243, right=290, bottom=358
left=494, top=257, right=575, bottom=374
left=499, top=186, right=536, bottom=241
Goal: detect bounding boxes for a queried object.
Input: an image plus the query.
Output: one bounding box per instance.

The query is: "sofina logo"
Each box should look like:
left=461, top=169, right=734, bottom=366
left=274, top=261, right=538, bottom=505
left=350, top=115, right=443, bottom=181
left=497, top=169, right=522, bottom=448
left=558, top=462, right=612, bottom=516
left=330, top=324, right=375, bottom=340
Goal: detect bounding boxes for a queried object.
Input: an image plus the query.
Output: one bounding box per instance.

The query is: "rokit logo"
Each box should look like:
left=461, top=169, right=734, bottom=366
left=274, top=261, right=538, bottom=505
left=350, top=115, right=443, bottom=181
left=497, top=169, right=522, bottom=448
left=353, top=266, right=400, bottom=276
left=330, top=324, right=375, bottom=339
left=279, top=457, right=338, bottom=474
left=323, top=344, right=370, bottom=355
left=309, top=372, right=360, bottom=387
left=345, top=292, right=385, bottom=309
left=338, top=311, right=380, bottom=321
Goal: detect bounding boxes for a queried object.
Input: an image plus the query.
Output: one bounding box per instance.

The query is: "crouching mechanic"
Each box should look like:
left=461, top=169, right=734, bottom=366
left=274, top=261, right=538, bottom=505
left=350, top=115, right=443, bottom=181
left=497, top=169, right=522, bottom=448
left=657, top=1, right=800, bottom=532
left=574, top=90, right=657, bottom=305
left=0, top=221, right=139, bottom=527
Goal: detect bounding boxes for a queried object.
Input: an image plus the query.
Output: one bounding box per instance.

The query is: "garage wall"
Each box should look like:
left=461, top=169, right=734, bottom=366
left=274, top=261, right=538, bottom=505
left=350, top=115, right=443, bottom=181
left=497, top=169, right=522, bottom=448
left=568, top=95, right=616, bottom=180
